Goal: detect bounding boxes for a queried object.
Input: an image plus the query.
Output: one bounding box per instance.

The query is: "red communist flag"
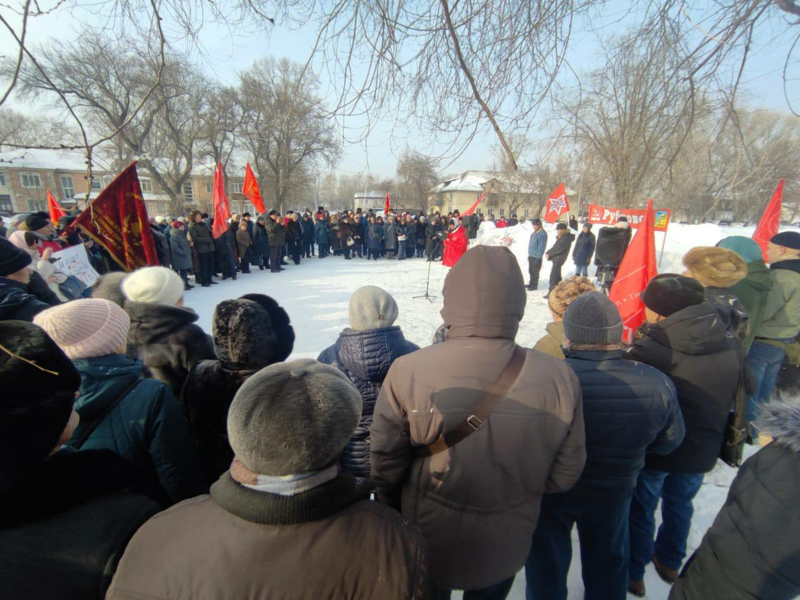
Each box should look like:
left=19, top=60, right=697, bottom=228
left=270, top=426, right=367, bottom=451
left=462, top=192, right=486, bottom=216
left=47, top=190, right=66, bottom=223
left=753, top=179, right=784, bottom=261
left=243, top=162, right=266, bottom=214
left=68, top=163, right=158, bottom=271
left=608, top=199, right=658, bottom=344
left=385, top=192, right=391, bottom=214
left=212, top=161, right=231, bottom=239
left=544, top=183, right=570, bottom=224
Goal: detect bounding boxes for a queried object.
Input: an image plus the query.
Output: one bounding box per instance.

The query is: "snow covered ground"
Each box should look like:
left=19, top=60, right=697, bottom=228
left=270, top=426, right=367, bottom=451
left=181, top=222, right=788, bottom=600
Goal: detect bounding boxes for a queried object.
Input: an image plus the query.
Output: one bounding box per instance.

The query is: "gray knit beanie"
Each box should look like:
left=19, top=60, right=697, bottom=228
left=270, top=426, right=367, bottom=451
left=348, top=285, right=399, bottom=331
left=563, top=292, right=623, bottom=345
left=227, top=359, right=362, bottom=476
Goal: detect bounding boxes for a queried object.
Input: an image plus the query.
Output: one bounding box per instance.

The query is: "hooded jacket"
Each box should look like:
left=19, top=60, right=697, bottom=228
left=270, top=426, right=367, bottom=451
left=318, top=327, right=419, bottom=478
left=106, top=473, right=435, bottom=600
left=756, top=259, right=800, bottom=340
left=533, top=321, right=566, bottom=359
left=370, top=246, right=586, bottom=590
left=670, top=399, right=800, bottom=600
left=181, top=296, right=295, bottom=484
left=729, top=259, right=772, bottom=351
left=168, top=227, right=193, bottom=271
left=125, top=302, right=216, bottom=399
left=627, top=301, right=740, bottom=473
left=547, top=231, right=576, bottom=265
left=70, top=355, right=206, bottom=506
left=0, top=277, right=50, bottom=321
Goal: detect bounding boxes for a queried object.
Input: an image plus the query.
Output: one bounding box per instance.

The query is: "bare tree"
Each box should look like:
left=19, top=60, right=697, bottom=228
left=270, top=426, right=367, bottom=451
left=396, top=150, right=439, bottom=211
left=0, top=108, right=72, bottom=148
left=240, top=57, right=341, bottom=212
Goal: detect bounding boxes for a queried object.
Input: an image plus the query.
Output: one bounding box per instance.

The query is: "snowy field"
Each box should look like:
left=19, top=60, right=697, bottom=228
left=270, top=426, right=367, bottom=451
left=182, top=222, right=791, bottom=600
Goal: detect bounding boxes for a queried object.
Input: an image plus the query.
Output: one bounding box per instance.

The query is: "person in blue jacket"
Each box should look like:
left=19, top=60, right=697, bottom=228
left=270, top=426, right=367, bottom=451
left=527, top=218, right=547, bottom=291
left=34, top=299, right=206, bottom=507
left=314, top=213, right=331, bottom=258
left=526, top=292, right=685, bottom=600
left=572, top=223, right=596, bottom=277
left=318, top=286, right=418, bottom=478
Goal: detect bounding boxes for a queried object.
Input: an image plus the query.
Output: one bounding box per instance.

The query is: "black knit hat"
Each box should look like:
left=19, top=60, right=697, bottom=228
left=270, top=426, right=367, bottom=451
left=771, top=231, right=800, bottom=250
left=0, top=321, right=81, bottom=491
left=0, top=236, right=33, bottom=277
left=25, top=213, right=49, bottom=232
left=642, top=274, right=706, bottom=318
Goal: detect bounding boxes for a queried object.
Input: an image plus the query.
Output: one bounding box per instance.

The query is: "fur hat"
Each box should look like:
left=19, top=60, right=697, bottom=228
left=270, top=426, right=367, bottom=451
left=642, top=274, right=706, bottom=317
left=91, top=272, right=128, bottom=307
left=717, top=236, right=764, bottom=264
left=213, top=296, right=294, bottom=370
left=34, top=299, right=131, bottom=359
left=122, top=266, right=184, bottom=306
left=227, top=359, right=362, bottom=476
left=0, top=321, right=81, bottom=491
left=548, top=276, right=596, bottom=318
left=755, top=398, right=800, bottom=452
left=563, top=292, right=623, bottom=345
left=0, top=236, right=32, bottom=277
left=349, top=286, right=399, bottom=331
left=683, top=247, right=748, bottom=288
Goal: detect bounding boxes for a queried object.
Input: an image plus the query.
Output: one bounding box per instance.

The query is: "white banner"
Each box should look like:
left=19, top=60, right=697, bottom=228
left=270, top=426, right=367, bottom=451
left=52, top=244, right=100, bottom=288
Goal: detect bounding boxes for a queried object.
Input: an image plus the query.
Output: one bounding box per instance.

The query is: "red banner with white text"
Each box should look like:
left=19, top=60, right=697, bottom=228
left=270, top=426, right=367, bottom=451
left=588, top=203, right=671, bottom=233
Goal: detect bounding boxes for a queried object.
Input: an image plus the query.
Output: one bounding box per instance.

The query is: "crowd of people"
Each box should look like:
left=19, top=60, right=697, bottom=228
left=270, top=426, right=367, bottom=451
left=0, top=203, right=799, bottom=600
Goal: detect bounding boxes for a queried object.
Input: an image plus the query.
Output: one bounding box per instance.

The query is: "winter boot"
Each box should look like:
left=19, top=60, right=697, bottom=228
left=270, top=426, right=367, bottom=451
left=627, top=580, right=645, bottom=598
left=653, top=556, right=679, bottom=585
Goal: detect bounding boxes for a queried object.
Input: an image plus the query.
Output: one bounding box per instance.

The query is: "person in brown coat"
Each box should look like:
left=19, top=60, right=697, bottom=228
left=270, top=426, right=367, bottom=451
left=533, top=276, right=596, bottom=359
left=235, top=222, right=253, bottom=274
left=107, top=359, right=435, bottom=600
left=370, top=245, right=586, bottom=599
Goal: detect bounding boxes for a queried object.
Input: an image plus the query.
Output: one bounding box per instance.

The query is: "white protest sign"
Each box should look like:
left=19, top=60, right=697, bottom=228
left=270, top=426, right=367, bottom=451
left=52, top=244, right=100, bottom=288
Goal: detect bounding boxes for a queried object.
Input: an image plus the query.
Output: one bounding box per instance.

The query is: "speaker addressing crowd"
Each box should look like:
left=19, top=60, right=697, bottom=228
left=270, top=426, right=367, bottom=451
left=0, top=203, right=799, bottom=600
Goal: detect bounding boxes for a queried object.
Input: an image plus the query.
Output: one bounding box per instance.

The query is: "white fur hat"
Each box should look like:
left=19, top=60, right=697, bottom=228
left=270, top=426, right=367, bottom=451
left=122, top=266, right=184, bottom=306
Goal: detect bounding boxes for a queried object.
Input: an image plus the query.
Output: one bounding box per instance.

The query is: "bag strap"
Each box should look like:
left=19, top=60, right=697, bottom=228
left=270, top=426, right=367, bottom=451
left=419, top=345, right=526, bottom=457
left=72, top=378, right=140, bottom=450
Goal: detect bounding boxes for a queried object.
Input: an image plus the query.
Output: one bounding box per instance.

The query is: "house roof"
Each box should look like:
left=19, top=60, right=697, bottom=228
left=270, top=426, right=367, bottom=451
left=430, top=170, right=499, bottom=194
left=0, top=148, right=114, bottom=172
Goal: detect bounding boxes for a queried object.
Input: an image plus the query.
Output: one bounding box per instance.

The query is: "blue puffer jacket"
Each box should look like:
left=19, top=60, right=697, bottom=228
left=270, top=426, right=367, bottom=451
left=318, top=327, right=419, bottom=478
left=70, top=354, right=207, bottom=506
left=564, top=349, right=685, bottom=491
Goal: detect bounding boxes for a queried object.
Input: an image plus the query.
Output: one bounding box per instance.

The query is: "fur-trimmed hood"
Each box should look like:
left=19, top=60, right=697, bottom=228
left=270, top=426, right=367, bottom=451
left=756, top=398, right=800, bottom=453
left=683, top=246, right=747, bottom=288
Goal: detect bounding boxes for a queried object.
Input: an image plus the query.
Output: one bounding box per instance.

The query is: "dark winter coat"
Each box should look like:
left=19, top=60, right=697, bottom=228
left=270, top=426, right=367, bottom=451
left=0, top=450, right=160, bottom=600
left=572, top=230, right=596, bottom=266
left=301, top=218, right=315, bottom=243
left=705, top=286, right=750, bottom=344
left=27, top=270, right=61, bottom=306
left=417, top=221, right=428, bottom=246
left=729, top=259, right=772, bottom=351
left=670, top=400, right=800, bottom=600
left=352, top=219, right=366, bottom=242
left=627, top=301, right=740, bottom=473
left=318, top=327, right=419, bottom=478
left=181, top=296, right=295, bottom=484
left=547, top=232, right=576, bottom=265
left=235, top=228, right=253, bottom=262
left=188, top=221, right=215, bottom=254
left=169, top=227, right=193, bottom=271
left=286, top=220, right=303, bottom=254
left=564, top=349, right=685, bottom=491
left=403, top=221, right=416, bottom=246
left=0, top=277, right=50, bottom=321
left=71, top=354, right=206, bottom=505
left=265, top=218, right=285, bottom=247
left=214, top=228, right=235, bottom=258
left=150, top=225, right=171, bottom=267
left=253, top=222, right=270, bottom=258
left=370, top=246, right=585, bottom=590
left=424, top=223, right=441, bottom=254
left=330, top=221, right=342, bottom=250
left=314, top=219, right=330, bottom=245
left=384, top=223, right=398, bottom=250
left=107, top=474, right=435, bottom=600
left=368, top=223, right=384, bottom=251
left=125, top=301, right=216, bottom=399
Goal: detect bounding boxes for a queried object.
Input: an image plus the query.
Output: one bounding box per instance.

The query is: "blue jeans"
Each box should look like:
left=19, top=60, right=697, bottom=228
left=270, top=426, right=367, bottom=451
left=629, top=468, right=704, bottom=581
left=746, top=339, right=791, bottom=425
left=439, top=576, right=515, bottom=600
left=574, top=263, right=589, bottom=277
left=527, top=488, right=631, bottom=600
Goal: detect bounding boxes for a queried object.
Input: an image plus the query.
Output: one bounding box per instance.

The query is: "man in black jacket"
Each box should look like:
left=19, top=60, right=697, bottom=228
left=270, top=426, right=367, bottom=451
left=626, top=274, right=741, bottom=598
left=545, top=223, right=576, bottom=297
left=527, top=292, right=684, bottom=600
left=0, top=238, right=50, bottom=321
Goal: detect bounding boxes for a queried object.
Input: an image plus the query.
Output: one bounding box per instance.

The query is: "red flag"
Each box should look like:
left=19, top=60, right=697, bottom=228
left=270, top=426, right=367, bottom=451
left=752, top=179, right=784, bottom=261
left=243, top=162, right=266, bottom=214
left=608, top=199, right=658, bottom=344
left=68, top=163, right=158, bottom=271
left=462, top=192, right=486, bottom=216
left=47, top=190, right=66, bottom=223
left=544, top=183, right=570, bottom=223
left=385, top=192, right=391, bottom=214
left=212, top=161, right=231, bottom=239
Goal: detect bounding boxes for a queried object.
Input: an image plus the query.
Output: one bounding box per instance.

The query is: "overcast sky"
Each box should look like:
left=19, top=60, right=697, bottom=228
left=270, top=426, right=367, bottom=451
left=1, top=0, right=798, bottom=179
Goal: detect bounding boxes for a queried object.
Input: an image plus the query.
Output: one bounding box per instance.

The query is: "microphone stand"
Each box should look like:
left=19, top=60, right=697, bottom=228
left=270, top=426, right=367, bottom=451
left=414, top=235, right=444, bottom=303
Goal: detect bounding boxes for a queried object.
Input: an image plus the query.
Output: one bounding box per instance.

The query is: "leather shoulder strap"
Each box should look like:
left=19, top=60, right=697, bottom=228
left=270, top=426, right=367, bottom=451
left=419, top=345, right=526, bottom=457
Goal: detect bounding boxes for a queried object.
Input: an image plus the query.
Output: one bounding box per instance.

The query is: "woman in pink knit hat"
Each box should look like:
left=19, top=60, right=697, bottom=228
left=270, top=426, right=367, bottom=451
left=33, top=298, right=206, bottom=506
